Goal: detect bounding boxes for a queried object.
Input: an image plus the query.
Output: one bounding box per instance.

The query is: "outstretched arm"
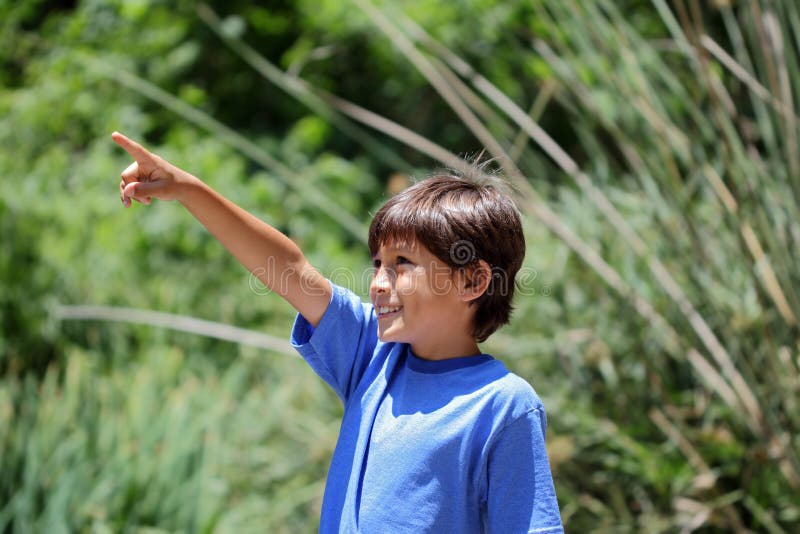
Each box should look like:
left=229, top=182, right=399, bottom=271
left=113, top=131, right=332, bottom=327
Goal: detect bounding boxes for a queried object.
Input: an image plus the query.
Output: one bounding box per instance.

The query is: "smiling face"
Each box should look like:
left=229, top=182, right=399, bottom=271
left=369, top=240, right=482, bottom=361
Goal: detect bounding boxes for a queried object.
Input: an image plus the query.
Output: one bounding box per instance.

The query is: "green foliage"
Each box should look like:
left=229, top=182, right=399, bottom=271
left=2, top=0, right=800, bottom=531
left=0, top=345, right=337, bottom=532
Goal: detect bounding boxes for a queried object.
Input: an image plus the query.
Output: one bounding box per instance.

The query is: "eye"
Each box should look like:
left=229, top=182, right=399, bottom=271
left=397, top=255, right=411, bottom=265
left=372, top=258, right=381, bottom=269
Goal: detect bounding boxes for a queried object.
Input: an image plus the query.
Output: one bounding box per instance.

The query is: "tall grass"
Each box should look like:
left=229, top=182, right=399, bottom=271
left=0, top=345, right=336, bottom=532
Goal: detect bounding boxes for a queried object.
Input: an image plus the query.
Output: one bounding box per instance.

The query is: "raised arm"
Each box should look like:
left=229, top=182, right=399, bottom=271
left=112, top=131, right=332, bottom=326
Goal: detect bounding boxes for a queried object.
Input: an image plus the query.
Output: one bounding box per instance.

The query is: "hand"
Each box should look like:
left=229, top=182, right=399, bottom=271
left=112, top=131, right=197, bottom=208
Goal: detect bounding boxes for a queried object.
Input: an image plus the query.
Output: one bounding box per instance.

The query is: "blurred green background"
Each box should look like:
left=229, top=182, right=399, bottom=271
left=2, top=0, right=800, bottom=532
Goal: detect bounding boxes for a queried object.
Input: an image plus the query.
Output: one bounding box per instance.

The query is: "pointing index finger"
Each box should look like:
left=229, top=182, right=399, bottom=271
left=111, top=131, right=154, bottom=163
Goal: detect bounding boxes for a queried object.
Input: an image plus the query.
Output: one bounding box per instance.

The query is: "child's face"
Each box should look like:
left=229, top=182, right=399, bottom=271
left=369, top=239, right=479, bottom=360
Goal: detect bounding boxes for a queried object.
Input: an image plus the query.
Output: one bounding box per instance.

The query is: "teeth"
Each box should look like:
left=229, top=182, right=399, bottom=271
left=378, top=306, right=401, bottom=314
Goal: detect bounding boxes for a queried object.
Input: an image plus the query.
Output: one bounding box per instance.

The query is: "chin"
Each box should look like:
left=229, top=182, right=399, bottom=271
left=377, top=330, right=395, bottom=342
left=376, top=327, right=405, bottom=344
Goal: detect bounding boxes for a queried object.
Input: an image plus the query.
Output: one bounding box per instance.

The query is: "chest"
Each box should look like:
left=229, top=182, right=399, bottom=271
left=366, top=370, right=497, bottom=475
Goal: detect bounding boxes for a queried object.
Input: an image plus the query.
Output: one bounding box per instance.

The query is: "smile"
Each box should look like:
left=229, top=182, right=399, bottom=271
left=376, top=305, right=402, bottom=317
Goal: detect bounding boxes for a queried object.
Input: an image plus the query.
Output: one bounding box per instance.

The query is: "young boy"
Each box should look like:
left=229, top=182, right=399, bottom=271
left=113, top=131, right=563, bottom=533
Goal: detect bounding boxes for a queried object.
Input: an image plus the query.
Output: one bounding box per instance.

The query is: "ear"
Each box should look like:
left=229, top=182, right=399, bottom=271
left=459, top=260, right=492, bottom=303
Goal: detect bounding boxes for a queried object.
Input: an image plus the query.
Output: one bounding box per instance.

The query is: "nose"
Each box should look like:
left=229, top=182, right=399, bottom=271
left=371, top=265, right=392, bottom=294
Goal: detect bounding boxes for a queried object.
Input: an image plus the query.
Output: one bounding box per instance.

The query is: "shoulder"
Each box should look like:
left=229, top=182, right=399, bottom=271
left=314, top=281, right=377, bottom=336
left=485, top=363, right=544, bottom=416
left=328, top=282, right=374, bottom=316
left=472, top=362, right=552, bottom=444
left=291, top=281, right=383, bottom=401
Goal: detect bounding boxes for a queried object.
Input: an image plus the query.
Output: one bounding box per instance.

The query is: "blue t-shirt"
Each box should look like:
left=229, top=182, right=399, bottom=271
left=291, top=283, right=563, bottom=533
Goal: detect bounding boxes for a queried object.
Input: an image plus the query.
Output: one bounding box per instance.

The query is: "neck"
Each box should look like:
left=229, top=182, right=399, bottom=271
left=411, top=336, right=481, bottom=361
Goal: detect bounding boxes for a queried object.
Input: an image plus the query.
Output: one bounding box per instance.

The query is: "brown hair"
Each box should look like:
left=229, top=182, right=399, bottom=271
left=368, top=173, right=525, bottom=342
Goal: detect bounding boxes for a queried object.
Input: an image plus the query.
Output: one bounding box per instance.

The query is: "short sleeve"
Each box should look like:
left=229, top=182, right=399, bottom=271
left=485, top=409, right=563, bottom=533
left=291, top=282, right=379, bottom=402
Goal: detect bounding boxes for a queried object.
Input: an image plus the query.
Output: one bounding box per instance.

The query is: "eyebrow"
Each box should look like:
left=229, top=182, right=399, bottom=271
left=380, top=240, right=416, bottom=251
left=372, top=243, right=416, bottom=258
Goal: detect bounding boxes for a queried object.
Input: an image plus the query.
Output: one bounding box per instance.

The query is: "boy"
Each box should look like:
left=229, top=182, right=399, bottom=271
left=113, top=131, right=563, bottom=533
